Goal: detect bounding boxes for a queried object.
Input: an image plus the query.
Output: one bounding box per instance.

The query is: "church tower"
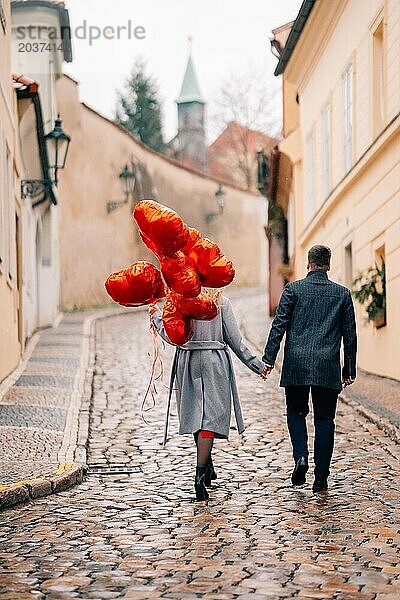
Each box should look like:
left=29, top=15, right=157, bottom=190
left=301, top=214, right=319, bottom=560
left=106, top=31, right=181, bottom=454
left=176, top=51, right=207, bottom=171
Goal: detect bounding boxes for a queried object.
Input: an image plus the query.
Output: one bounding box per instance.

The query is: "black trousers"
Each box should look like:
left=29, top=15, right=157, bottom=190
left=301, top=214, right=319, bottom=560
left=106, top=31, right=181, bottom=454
left=284, top=385, right=338, bottom=477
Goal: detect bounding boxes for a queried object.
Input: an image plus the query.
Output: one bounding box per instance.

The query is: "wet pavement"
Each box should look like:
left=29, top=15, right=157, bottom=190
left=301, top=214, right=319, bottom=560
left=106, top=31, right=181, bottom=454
left=0, top=296, right=399, bottom=598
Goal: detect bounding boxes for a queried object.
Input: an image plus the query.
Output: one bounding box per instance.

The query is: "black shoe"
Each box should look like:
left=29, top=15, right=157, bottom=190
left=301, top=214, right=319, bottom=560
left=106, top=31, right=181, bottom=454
left=312, top=477, right=328, bottom=493
left=195, top=466, right=209, bottom=502
left=204, top=458, right=217, bottom=488
left=291, top=456, right=309, bottom=486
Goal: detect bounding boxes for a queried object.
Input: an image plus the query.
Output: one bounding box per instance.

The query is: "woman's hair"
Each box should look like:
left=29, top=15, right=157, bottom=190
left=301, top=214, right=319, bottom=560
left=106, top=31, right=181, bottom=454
left=203, top=287, right=223, bottom=305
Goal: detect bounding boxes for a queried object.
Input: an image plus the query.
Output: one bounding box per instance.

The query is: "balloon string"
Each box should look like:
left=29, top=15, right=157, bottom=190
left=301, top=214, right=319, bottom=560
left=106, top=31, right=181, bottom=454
left=141, top=317, right=179, bottom=425
left=141, top=321, right=163, bottom=424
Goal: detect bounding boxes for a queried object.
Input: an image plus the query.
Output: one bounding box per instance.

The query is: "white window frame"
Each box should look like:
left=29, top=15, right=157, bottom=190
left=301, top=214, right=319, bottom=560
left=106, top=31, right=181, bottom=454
left=305, top=131, right=315, bottom=224
left=372, top=18, right=385, bottom=132
left=342, top=63, right=353, bottom=174
left=321, top=103, right=331, bottom=200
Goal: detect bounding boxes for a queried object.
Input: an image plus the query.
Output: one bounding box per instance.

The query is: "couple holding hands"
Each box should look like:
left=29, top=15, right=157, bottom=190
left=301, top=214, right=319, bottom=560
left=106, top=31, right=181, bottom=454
left=150, top=245, right=357, bottom=502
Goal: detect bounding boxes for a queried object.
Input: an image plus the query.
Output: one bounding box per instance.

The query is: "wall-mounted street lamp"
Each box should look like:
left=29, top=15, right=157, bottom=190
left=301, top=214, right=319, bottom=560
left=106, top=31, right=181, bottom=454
left=106, top=163, right=136, bottom=214
left=21, top=115, right=71, bottom=201
left=206, top=184, right=225, bottom=223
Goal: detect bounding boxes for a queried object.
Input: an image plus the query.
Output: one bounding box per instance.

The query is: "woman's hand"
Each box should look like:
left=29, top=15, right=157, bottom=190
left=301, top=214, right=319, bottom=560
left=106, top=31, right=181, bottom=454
left=148, top=304, right=160, bottom=317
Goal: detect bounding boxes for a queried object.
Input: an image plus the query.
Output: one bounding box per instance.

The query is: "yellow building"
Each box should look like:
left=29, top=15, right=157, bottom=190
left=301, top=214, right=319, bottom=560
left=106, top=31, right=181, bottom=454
left=0, top=0, right=23, bottom=382
left=273, top=0, right=400, bottom=381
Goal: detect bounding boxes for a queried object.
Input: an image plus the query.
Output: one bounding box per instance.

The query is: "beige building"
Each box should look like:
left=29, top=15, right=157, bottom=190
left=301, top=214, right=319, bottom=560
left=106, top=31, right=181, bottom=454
left=272, top=0, right=400, bottom=380
left=56, top=75, right=268, bottom=311
left=0, top=0, right=23, bottom=382
left=11, top=0, right=73, bottom=339
left=0, top=0, right=73, bottom=383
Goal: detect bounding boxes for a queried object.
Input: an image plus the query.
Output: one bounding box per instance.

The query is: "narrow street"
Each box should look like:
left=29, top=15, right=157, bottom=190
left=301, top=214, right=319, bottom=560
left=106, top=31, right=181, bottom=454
left=1, top=298, right=399, bottom=599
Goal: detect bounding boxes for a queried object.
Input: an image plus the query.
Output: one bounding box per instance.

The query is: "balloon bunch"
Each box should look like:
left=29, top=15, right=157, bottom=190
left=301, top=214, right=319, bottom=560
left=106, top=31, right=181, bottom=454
left=105, top=200, right=235, bottom=345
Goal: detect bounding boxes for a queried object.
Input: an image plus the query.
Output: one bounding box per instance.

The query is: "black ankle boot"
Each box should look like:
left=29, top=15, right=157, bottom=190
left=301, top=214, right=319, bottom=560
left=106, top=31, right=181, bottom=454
left=291, top=456, right=309, bottom=486
left=204, top=457, right=217, bottom=488
left=313, top=476, right=328, bottom=493
left=195, top=466, right=209, bottom=501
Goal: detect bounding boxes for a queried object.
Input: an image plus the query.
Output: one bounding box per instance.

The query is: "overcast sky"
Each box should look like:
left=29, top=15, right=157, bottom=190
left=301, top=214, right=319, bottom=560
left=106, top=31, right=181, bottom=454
left=63, top=0, right=301, bottom=142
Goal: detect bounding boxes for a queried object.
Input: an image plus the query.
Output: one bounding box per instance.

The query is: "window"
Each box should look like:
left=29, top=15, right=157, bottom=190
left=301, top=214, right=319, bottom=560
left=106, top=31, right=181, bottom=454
left=344, top=242, right=353, bottom=288
left=342, top=63, right=353, bottom=174
left=373, top=20, right=385, bottom=134
left=374, top=245, right=386, bottom=328
left=305, top=132, right=314, bottom=224
left=321, top=103, right=331, bottom=200
left=287, top=194, right=295, bottom=260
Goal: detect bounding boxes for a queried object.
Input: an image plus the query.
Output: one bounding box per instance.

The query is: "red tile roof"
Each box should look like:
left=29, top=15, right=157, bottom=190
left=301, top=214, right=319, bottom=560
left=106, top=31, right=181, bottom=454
left=12, top=73, right=39, bottom=93
left=207, top=121, right=278, bottom=190
left=208, top=121, right=278, bottom=155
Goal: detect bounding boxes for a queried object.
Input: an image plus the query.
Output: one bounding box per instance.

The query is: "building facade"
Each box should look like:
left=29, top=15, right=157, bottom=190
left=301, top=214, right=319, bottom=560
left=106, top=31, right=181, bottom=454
left=273, top=0, right=400, bottom=380
left=0, top=0, right=73, bottom=383
left=11, top=0, right=72, bottom=339
left=0, top=0, right=23, bottom=382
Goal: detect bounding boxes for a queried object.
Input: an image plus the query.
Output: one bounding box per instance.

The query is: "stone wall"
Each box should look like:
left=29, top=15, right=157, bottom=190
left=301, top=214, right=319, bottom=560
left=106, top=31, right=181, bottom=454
left=56, top=75, right=268, bottom=310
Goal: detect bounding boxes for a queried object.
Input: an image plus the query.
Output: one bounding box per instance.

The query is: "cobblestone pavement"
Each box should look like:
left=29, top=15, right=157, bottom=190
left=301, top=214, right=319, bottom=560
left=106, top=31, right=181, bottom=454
left=0, top=296, right=399, bottom=599
left=0, top=314, right=89, bottom=488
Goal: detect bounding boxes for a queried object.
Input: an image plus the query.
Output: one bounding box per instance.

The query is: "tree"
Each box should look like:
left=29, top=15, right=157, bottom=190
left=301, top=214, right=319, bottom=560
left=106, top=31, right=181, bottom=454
left=210, top=65, right=281, bottom=191
left=115, top=59, right=165, bottom=153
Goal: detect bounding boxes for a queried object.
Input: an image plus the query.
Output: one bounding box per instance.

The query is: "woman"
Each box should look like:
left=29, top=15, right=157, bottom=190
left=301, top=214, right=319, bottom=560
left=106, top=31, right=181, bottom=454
left=149, top=290, right=268, bottom=502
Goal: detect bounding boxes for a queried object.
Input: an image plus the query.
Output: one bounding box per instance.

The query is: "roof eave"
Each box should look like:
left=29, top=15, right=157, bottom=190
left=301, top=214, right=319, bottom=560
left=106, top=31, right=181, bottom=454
left=274, top=0, right=316, bottom=76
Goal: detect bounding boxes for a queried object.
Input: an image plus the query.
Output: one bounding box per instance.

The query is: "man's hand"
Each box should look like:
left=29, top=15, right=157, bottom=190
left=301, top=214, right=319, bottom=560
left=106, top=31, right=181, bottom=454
left=342, top=377, right=355, bottom=388
left=148, top=304, right=159, bottom=317
left=261, top=363, right=273, bottom=380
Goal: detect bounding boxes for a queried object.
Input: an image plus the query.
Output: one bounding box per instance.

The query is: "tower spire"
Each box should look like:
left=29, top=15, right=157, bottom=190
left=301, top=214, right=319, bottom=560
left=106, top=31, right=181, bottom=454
left=176, top=43, right=204, bottom=105
left=175, top=42, right=207, bottom=171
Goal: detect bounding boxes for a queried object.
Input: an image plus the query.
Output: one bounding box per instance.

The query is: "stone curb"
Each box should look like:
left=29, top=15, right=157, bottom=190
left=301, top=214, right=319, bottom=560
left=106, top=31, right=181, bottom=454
left=340, top=390, right=400, bottom=445
left=0, top=463, right=86, bottom=510
left=0, top=305, right=148, bottom=512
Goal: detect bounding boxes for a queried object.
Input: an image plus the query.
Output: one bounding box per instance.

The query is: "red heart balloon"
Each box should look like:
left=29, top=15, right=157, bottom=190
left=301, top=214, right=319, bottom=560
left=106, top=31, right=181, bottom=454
left=180, top=227, right=203, bottom=254
left=162, top=294, right=194, bottom=346
left=133, top=200, right=190, bottom=257
left=184, top=237, right=235, bottom=288
left=160, top=252, right=201, bottom=298
left=105, top=261, right=167, bottom=307
left=173, top=292, right=218, bottom=321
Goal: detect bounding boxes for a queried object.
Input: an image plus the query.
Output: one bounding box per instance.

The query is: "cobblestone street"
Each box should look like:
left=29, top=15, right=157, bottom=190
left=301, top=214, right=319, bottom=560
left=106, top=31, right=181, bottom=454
left=1, top=297, right=399, bottom=599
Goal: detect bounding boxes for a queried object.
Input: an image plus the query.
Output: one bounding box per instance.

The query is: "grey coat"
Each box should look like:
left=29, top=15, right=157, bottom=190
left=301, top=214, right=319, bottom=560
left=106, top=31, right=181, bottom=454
left=263, top=270, right=357, bottom=391
left=152, top=297, right=264, bottom=439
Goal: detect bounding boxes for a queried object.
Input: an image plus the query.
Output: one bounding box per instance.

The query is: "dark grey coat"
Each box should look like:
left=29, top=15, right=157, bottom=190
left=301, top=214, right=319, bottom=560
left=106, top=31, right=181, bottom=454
left=152, top=297, right=264, bottom=439
left=263, top=270, right=357, bottom=391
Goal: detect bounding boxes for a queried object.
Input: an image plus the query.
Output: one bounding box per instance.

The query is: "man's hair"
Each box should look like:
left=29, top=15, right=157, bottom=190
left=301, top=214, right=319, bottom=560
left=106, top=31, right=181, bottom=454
left=308, top=245, right=331, bottom=267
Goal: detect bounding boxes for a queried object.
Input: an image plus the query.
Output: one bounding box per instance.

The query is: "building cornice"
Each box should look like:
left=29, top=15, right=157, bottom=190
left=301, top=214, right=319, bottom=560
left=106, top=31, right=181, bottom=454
left=274, top=0, right=316, bottom=76
left=299, top=111, right=400, bottom=246
left=284, top=0, right=347, bottom=92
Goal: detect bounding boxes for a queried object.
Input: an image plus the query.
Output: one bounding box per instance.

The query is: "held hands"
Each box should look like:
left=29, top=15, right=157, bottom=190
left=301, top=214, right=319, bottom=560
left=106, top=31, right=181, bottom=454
left=261, top=363, right=273, bottom=380
left=342, top=377, right=355, bottom=388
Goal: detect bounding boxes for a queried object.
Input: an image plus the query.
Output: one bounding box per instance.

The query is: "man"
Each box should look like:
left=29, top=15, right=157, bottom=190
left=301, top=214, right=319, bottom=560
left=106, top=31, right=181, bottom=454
left=262, top=245, right=357, bottom=493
